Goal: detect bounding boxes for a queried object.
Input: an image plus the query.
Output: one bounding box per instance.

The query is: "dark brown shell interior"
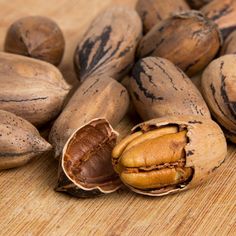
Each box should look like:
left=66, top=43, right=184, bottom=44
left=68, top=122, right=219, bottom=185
left=63, top=119, right=121, bottom=192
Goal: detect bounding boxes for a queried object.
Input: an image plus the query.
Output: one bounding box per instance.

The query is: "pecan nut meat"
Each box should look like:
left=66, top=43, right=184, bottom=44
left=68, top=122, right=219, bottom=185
left=112, top=116, right=227, bottom=196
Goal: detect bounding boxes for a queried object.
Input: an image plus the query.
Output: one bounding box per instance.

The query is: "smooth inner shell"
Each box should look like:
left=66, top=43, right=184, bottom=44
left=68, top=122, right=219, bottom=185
left=63, top=119, right=119, bottom=191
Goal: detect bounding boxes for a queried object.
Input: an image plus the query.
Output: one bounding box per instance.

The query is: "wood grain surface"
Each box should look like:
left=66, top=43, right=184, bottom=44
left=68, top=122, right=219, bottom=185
left=0, top=1, right=235, bottom=235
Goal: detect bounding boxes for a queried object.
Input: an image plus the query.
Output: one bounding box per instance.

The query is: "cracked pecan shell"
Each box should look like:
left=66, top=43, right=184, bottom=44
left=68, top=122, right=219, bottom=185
left=74, top=6, right=142, bottom=82
left=201, top=54, right=236, bottom=142
left=112, top=116, right=227, bottom=196
left=129, top=57, right=210, bottom=120
left=0, top=52, right=71, bottom=126
left=137, top=10, right=222, bottom=77
left=56, top=118, right=121, bottom=197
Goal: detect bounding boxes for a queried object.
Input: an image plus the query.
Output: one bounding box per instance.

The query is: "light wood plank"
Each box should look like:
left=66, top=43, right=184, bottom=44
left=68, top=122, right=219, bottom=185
left=0, top=1, right=235, bottom=235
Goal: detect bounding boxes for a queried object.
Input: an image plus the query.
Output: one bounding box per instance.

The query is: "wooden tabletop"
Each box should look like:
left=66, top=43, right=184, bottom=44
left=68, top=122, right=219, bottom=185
left=0, top=0, right=235, bottom=235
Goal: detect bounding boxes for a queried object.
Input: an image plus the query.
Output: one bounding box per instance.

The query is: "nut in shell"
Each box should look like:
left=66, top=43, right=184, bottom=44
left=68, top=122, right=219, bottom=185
left=74, top=6, right=142, bottom=82
left=137, top=10, right=222, bottom=77
left=0, top=52, right=71, bottom=126
left=136, top=0, right=190, bottom=34
left=220, top=30, right=236, bottom=55
left=56, top=118, right=121, bottom=197
left=0, top=110, right=52, bottom=170
left=4, top=16, right=65, bottom=66
left=130, top=57, right=210, bottom=120
left=112, top=116, right=227, bottom=196
left=201, top=0, right=236, bottom=39
left=201, top=54, right=236, bottom=142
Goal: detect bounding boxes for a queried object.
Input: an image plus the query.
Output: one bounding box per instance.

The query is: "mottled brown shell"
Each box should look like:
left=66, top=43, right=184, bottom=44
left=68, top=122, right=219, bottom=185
left=74, top=6, right=142, bottom=82
left=114, top=115, right=227, bottom=196
left=56, top=118, right=121, bottom=198
left=130, top=57, right=210, bottom=120
left=201, top=55, right=236, bottom=141
left=4, top=16, right=65, bottom=66
left=49, top=76, right=129, bottom=158
left=221, top=30, right=236, bottom=55
left=137, top=11, right=222, bottom=77
left=201, top=0, right=236, bottom=39
left=0, top=52, right=71, bottom=126
left=0, top=110, right=52, bottom=170
left=187, top=0, right=213, bottom=9
left=136, top=0, right=190, bottom=34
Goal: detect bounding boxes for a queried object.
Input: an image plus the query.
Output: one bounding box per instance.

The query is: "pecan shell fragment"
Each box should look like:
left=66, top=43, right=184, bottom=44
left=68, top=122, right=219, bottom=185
left=56, top=118, right=121, bottom=197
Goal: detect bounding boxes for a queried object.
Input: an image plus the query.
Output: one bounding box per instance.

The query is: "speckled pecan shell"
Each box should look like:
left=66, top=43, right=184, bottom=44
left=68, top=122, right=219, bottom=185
left=137, top=10, right=222, bottom=77
left=0, top=52, right=71, bottom=126
left=74, top=6, right=142, bottom=82
left=0, top=110, right=52, bottom=170
left=130, top=57, right=210, bottom=120
left=187, top=0, right=213, bottom=9
left=4, top=16, right=65, bottom=66
left=201, top=0, right=236, bottom=39
left=56, top=118, right=121, bottom=198
left=136, top=0, right=190, bottom=34
left=201, top=54, right=236, bottom=142
left=112, top=115, right=227, bottom=196
left=49, top=76, right=129, bottom=159
left=221, top=30, right=236, bottom=55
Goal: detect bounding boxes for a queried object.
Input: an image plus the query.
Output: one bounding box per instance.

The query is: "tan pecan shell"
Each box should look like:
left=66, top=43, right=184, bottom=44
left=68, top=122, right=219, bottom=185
left=137, top=11, right=222, bottom=76
left=0, top=110, right=52, bottom=170
left=129, top=57, right=210, bottom=120
left=74, top=6, right=142, bottom=82
left=0, top=52, right=71, bottom=126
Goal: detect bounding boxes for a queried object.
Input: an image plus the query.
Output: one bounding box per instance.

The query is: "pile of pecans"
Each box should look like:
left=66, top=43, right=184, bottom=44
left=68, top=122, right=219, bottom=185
left=1, top=0, right=236, bottom=198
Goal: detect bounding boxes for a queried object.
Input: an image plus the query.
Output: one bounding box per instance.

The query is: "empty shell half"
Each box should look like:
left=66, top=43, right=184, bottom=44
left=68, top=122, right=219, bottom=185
left=56, top=118, right=121, bottom=197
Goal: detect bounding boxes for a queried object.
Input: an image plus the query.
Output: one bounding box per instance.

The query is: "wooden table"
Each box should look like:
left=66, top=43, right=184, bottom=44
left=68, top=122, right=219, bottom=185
left=0, top=0, right=235, bottom=235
